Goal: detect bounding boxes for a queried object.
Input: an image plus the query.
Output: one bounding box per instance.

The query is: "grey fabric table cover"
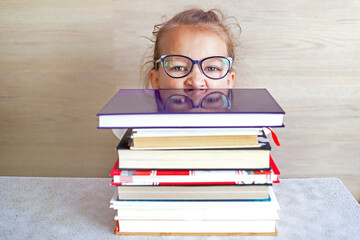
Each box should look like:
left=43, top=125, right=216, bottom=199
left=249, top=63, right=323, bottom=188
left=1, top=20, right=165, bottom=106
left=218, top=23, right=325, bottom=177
left=0, top=177, right=359, bottom=240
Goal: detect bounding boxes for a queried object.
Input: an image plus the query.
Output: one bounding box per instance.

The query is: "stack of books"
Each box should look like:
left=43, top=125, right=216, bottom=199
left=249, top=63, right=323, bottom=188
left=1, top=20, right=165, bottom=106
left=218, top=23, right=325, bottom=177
left=97, top=88, right=285, bottom=235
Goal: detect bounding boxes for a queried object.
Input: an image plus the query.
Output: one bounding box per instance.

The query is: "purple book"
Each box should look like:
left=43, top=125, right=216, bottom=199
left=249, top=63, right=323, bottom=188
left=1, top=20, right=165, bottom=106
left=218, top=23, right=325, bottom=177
left=97, top=89, right=285, bottom=129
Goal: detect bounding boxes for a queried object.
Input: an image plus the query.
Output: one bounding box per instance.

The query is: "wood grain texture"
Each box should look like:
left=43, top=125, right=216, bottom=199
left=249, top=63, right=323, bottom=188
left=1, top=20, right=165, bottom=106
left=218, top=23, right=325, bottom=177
left=1, top=0, right=359, bottom=201
left=0, top=0, right=119, bottom=177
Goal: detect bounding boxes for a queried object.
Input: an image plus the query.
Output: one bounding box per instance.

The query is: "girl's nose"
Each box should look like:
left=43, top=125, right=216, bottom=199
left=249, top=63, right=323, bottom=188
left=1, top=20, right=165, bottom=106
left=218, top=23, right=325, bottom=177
left=184, top=65, right=207, bottom=89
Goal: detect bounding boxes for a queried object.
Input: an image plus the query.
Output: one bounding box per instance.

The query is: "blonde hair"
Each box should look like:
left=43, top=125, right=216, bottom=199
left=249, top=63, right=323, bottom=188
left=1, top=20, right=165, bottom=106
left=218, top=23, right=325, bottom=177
left=141, top=8, right=241, bottom=88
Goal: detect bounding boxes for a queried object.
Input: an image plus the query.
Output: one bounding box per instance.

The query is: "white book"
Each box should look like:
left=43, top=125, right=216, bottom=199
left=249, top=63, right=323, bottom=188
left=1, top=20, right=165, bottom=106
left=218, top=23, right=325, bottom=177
left=113, top=194, right=279, bottom=220
left=132, top=128, right=264, bottom=137
left=110, top=187, right=280, bottom=211
left=114, top=208, right=279, bottom=221
left=117, top=149, right=270, bottom=169
left=100, top=113, right=284, bottom=128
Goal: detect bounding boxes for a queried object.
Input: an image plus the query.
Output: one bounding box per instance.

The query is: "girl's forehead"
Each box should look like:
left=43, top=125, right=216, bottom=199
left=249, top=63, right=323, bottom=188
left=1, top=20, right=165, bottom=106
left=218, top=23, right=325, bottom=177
left=159, top=25, right=228, bottom=58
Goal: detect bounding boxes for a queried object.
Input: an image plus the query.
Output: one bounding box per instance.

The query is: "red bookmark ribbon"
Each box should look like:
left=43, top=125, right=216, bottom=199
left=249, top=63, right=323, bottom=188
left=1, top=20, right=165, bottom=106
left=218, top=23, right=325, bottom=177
left=266, top=127, right=280, bottom=146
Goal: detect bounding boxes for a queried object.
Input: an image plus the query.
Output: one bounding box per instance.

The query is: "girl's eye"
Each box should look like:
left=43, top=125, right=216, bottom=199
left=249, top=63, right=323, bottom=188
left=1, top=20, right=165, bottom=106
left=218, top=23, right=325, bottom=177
left=205, top=66, right=220, bottom=72
left=206, top=97, right=220, bottom=103
left=171, top=98, right=186, bottom=105
left=171, top=66, right=187, bottom=71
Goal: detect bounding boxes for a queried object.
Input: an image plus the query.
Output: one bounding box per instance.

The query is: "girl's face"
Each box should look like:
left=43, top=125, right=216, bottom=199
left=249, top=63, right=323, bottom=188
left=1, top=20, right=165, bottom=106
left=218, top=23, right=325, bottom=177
left=149, top=25, right=235, bottom=89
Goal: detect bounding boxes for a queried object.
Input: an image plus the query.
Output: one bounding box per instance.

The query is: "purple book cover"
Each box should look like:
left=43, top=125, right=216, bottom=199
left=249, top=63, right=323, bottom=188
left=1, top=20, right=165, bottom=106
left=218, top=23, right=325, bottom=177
left=97, top=89, right=285, bottom=128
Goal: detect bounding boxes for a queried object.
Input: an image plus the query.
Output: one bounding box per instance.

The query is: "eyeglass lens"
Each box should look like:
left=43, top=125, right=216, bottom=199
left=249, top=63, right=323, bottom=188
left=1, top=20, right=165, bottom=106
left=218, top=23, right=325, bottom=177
left=163, top=56, right=230, bottom=79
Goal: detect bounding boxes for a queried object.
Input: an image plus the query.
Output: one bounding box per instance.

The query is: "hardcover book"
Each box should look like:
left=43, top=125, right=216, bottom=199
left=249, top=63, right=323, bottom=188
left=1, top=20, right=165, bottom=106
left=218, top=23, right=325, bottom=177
left=132, top=127, right=264, bottom=137
left=116, top=185, right=271, bottom=200
left=110, top=186, right=280, bottom=209
left=97, top=88, right=285, bottom=128
left=131, top=134, right=260, bottom=149
left=114, top=221, right=278, bottom=236
left=114, top=219, right=278, bottom=234
left=110, top=157, right=280, bottom=185
left=130, top=127, right=263, bottom=149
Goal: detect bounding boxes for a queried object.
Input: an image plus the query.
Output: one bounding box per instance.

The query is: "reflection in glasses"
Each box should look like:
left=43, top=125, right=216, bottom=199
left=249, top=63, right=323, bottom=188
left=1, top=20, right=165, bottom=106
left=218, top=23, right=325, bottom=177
left=155, top=90, right=232, bottom=113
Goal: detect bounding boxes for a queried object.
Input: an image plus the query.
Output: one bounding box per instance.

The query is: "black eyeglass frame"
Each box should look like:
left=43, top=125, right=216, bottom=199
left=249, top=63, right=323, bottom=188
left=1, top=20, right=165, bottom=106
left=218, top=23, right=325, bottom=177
left=154, top=55, right=233, bottom=80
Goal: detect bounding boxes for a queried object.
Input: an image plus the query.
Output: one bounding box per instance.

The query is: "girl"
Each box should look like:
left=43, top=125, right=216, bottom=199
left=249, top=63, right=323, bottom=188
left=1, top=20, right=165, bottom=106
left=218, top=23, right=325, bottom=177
left=143, top=8, right=241, bottom=89
left=113, top=9, right=241, bottom=139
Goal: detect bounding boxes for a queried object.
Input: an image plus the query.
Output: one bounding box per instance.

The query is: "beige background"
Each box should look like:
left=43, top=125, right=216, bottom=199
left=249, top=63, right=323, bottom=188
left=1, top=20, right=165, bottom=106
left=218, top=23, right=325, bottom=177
left=0, top=1, right=359, bottom=201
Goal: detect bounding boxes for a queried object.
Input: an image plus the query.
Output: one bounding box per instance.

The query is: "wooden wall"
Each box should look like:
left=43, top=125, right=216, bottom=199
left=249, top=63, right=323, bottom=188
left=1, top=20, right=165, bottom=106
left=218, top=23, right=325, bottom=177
left=1, top=0, right=359, bottom=201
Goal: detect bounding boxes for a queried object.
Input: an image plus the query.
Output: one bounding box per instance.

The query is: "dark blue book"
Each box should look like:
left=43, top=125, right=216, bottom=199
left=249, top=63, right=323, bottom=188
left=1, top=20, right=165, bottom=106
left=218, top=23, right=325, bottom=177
left=97, top=88, right=285, bottom=129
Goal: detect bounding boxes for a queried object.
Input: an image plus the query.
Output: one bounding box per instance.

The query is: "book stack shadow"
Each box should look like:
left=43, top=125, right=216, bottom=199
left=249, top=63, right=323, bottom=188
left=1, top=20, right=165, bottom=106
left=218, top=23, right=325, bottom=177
left=97, top=88, right=285, bottom=235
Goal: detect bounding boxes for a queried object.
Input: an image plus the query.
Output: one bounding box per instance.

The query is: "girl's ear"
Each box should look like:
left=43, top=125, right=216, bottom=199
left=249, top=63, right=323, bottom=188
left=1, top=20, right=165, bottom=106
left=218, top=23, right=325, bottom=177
left=149, top=69, right=161, bottom=89
left=227, top=71, right=235, bottom=88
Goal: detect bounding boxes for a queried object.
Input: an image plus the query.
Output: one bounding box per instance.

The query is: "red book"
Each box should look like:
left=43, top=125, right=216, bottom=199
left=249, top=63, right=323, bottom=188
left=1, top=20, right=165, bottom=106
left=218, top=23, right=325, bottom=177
left=110, top=156, right=280, bottom=186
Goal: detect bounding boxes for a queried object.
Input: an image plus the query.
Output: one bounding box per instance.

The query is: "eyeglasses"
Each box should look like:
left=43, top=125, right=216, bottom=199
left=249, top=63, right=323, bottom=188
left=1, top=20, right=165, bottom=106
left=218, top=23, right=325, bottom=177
left=155, top=55, right=233, bottom=80
left=162, top=91, right=232, bottom=112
